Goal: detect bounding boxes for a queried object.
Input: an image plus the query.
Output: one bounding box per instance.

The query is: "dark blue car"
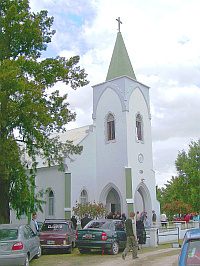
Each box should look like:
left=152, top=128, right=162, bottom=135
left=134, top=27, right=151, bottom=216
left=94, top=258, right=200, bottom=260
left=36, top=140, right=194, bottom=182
left=178, top=228, right=200, bottom=265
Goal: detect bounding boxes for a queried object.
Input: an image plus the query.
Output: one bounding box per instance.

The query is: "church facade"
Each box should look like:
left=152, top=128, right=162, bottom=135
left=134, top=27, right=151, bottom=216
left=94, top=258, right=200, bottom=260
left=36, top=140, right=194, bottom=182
left=11, top=27, right=160, bottom=224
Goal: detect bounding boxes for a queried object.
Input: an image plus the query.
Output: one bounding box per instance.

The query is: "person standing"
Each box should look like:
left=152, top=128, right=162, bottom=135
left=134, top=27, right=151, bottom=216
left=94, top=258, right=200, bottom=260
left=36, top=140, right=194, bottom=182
left=81, top=213, right=92, bottom=228
left=30, top=213, right=39, bottom=234
left=152, top=210, right=157, bottom=226
left=71, top=215, right=77, bottom=230
left=136, top=211, right=141, bottom=222
left=122, top=212, right=139, bottom=260
left=121, top=213, right=126, bottom=222
left=143, top=214, right=151, bottom=228
left=160, top=212, right=167, bottom=227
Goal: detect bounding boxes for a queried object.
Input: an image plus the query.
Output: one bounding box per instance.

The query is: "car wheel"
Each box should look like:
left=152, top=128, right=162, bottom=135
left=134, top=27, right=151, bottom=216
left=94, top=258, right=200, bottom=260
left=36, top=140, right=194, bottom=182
left=24, top=255, right=29, bottom=266
left=110, top=241, right=119, bottom=255
left=35, top=245, right=42, bottom=258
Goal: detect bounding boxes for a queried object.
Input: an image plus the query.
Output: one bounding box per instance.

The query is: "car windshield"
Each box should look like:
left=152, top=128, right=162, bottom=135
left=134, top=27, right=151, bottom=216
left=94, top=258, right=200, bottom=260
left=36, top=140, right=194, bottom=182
left=41, top=223, right=69, bottom=232
left=85, top=221, right=111, bottom=229
left=186, top=239, right=200, bottom=265
left=0, top=229, right=18, bottom=240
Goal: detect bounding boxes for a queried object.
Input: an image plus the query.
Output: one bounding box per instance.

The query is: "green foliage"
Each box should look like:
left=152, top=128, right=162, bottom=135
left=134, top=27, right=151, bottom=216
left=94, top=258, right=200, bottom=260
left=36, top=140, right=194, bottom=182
left=175, top=139, right=200, bottom=211
left=73, top=201, right=107, bottom=220
left=156, top=139, right=200, bottom=215
left=156, top=185, right=165, bottom=211
left=0, top=0, right=89, bottom=223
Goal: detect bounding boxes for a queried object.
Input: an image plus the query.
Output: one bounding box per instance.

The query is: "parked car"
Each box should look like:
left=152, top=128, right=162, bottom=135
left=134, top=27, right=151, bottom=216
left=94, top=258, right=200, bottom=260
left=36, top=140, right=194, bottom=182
left=0, top=224, right=41, bottom=266
left=178, top=228, right=200, bottom=266
left=173, top=213, right=196, bottom=223
left=39, top=219, right=76, bottom=254
left=75, top=219, right=126, bottom=255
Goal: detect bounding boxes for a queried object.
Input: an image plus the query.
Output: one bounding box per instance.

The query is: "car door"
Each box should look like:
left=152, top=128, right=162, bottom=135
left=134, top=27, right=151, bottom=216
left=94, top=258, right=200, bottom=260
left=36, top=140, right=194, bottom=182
left=24, top=226, right=38, bottom=260
left=114, top=221, right=126, bottom=248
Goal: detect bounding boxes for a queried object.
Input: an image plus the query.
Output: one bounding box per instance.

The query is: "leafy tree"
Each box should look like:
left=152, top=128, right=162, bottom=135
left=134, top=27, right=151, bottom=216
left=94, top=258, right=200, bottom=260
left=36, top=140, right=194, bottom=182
left=156, top=185, right=166, bottom=213
left=0, top=0, right=89, bottom=223
left=175, top=139, right=200, bottom=211
left=157, top=140, right=200, bottom=215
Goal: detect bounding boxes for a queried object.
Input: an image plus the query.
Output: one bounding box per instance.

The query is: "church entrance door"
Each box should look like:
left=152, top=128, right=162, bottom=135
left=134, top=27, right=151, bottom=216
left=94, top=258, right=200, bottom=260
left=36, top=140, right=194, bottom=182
left=106, top=188, right=121, bottom=214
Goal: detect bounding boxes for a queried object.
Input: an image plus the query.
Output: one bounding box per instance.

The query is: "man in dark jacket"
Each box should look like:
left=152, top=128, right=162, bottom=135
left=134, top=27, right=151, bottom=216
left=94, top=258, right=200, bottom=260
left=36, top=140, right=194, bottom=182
left=81, top=213, right=92, bottom=229
left=30, top=213, right=39, bottom=234
left=122, top=212, right=138, bottom=260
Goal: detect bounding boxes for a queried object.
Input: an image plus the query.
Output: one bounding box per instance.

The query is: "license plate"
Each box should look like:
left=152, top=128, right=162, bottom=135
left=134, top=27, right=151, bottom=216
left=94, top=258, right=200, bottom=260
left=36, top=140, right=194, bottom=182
left=83, top=234, right=93, bottom=239
left=47, top=240, right=55, bottom=244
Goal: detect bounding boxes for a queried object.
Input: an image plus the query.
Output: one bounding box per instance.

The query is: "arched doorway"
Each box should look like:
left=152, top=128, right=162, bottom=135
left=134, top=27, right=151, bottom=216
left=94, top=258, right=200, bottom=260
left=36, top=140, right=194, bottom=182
left=106, top=188, right=121, bottom=214
left=134, top=182, right=152, bottom=216
left=99, top=183, right=122, bottom=215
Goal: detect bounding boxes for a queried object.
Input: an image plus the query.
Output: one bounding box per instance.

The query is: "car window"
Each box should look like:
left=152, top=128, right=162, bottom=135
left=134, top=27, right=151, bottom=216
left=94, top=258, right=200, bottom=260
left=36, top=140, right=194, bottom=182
left=22, top=226, right=34, bottom=239
left=41, top=223, right=69, bottom=232
left=115, top=221, right=125, bottom=231
left=186, top=239, right=200, bottom=265
left=25, top=226, right=36, bottom=238
left=0, top=229, right=18, bottom=240
left=23, top=227, right=30, bottom=239
left=85, top=221, right=111, bottom=229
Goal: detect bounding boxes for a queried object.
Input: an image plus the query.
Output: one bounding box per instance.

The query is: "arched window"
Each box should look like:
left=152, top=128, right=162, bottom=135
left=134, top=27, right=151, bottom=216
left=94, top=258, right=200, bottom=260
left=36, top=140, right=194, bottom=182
left=107, top=113, right=115, bottom=141
left=49, top=190, right=54, bottom=216
left=136, top=113, right=143, bottom=141
left=80, top=189, right=88, bottom=205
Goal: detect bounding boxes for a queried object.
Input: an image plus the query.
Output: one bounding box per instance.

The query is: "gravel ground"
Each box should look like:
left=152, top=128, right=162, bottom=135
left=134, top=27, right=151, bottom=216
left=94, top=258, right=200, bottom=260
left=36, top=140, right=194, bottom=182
left=95, top=248, right=180, bottom=266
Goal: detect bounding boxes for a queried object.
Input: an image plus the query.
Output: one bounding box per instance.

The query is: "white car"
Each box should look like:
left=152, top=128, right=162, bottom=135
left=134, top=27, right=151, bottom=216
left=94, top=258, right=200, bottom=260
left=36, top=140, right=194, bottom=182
left=0, top=224, right=41, bottom=266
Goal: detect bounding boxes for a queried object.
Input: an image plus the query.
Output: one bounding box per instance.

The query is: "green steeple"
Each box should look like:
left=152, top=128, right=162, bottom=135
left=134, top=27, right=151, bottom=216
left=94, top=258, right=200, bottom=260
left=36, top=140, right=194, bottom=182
left=106, top=31, right=136, bottom=81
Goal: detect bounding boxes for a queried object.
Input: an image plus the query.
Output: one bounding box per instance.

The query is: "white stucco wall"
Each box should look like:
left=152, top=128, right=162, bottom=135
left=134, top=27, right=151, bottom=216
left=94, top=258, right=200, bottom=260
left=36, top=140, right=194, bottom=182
left=95, top=85, right=128, bottom=214
left=35, top=166, right=66, bottom=222
left=127, top=85, right=159, bottom=216
left=67, top=126, right=97, bottom=210
left=10, top=166, right=66, bottom=224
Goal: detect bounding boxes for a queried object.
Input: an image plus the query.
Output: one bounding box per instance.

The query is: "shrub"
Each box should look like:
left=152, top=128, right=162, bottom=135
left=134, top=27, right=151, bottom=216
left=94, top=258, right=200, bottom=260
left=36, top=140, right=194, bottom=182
left=73, top=201, right=107, bottom=220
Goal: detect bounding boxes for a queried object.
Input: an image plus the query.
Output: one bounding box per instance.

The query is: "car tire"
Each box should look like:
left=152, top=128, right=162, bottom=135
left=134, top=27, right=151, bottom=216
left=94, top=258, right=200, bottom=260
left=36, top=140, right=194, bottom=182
left=35, top=245, right=42, bottom=258
left=110, top=241, right=119, bottom=255
left=24, top=254, right=29, bottom=266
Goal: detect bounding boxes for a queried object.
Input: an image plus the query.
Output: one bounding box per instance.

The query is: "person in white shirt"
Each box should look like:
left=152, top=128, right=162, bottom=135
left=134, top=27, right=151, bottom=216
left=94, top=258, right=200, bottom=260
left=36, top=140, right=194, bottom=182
left=160, top=212, right=167, bottom=227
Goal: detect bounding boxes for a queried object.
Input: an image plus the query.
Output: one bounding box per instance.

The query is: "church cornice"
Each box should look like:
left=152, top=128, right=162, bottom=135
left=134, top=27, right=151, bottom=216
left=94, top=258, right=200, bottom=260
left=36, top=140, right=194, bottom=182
left=92, top=75, right=149, bottom=89
left=92, top=76, right=151, bottom=120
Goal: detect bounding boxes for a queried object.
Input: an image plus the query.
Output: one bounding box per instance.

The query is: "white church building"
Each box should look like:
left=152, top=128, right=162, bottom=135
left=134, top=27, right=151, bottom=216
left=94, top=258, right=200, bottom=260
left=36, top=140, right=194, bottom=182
left=11, top=23, right=160, bottom=224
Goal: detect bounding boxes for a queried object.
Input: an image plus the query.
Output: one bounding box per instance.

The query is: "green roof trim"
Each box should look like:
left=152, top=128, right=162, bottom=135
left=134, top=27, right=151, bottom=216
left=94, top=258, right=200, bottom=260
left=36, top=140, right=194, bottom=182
left=106, top=32, right=136, bottom=81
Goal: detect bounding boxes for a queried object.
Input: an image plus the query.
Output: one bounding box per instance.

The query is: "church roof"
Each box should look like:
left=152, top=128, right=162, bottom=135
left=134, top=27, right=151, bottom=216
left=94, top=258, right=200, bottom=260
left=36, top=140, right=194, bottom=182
left=57, top=125, right=90, bottom=145
left=29, top=126, right=90, bottom=169
left=106, top=31, right=136, bottom=81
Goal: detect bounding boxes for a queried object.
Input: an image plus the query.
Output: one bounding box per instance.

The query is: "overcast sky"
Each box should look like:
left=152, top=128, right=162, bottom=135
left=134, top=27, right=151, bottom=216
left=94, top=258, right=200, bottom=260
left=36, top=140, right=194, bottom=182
left=29, top=0, right=200, bottom=187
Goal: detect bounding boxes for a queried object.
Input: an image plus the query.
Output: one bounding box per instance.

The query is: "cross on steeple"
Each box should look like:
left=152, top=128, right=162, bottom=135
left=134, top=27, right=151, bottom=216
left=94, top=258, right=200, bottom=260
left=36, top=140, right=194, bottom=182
left=116, top=17, right=122, bottom=32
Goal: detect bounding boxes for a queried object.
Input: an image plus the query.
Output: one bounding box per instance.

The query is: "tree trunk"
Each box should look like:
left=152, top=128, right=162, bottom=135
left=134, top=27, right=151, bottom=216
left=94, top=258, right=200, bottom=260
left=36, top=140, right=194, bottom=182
left=0, top=180, right=10, bottom=224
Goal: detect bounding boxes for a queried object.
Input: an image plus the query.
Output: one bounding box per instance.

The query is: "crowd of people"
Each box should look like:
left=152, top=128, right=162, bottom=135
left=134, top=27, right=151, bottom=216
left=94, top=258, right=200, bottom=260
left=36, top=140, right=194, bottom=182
left=106, top=211, right=126, bottom=221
